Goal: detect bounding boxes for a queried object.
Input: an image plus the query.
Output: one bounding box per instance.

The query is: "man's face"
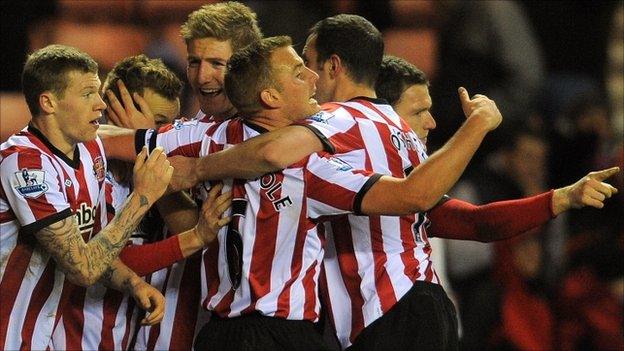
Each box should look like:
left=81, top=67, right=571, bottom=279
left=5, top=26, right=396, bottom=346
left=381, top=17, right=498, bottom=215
left=141, top=88, right=180, bottom=128
left=302, top=35, right=334, bottom=104
left=393, top=84, right=436, bottom=148
left=186, top=37, right=235, bottom=119
left=271, top=46, right=321, bottom=121
left=53, top=70, right=107, bottom=145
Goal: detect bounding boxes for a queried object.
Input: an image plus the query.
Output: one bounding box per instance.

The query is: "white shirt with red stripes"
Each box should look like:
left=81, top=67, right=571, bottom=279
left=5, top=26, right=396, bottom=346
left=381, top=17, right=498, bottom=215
left=314, top=98, right=437, bottom=349
left=144, top=116, right=381, bottom=322
left=0, top=125, right=108, bottom=351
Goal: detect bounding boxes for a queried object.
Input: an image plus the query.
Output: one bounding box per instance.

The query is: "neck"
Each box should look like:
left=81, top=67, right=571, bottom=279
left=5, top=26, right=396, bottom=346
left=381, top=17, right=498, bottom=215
left=210, top=106, right=238, bottom=122
left=30, top=116, right=75, bottom=158
left=248, top=110, right=295, bottom=131
left=332, top=77, right=376, bottom=102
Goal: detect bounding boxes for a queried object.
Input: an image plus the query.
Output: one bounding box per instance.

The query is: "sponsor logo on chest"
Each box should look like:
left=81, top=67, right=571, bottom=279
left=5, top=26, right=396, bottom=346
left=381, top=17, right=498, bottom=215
left=76, top=202, right=97, bottom=235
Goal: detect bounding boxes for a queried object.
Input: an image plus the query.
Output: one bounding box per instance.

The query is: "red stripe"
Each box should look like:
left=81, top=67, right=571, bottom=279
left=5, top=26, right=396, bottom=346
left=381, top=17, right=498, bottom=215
left=99, top=289, right=125, bottom=350
left=301, top=252, right=319, bottom=321
left=331, top=218, right=366, bottom=343
left=21, top=260, right=58, bottom=350
left=203, top=241, right=220, bottom=311
left=120, top=293, right=137, bottom=350
left=0, top=208, right=16, bottom=223
left=73, top=155, right=95, bottom=240
left=167, top=141, right=202, bottom=157
left=306, top=171, right=358, bottom=211
left=146, top=269, right=172, bottom=351
left=169, top=254, right=202, bottom=350
left=0, top=241, right=35, bottom=348
left=358, top=100, right=402, bottom=130
left=63, top=286, right=87, bottom=350
left=249, top=172, right=284, bottom=316
left=225, top=119, right=245, bottom=145
left=275, top=208, right=317, bottom=319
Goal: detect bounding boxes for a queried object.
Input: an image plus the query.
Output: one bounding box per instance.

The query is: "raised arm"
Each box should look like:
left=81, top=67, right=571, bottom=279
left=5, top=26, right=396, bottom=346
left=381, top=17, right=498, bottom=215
left=360, top=88, right=502, bottom=215
left=34, top=147, right=173, bottom=286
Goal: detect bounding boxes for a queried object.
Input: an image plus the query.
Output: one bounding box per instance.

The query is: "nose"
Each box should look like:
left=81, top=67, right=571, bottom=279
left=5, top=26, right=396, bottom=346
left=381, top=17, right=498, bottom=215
left=197, top=62, right=217, bottom=85
left=96, top=93, right=107, bottom=111
left=306, top=66, right=319, bottom=83
left=423, top=112, right=436, bottom=130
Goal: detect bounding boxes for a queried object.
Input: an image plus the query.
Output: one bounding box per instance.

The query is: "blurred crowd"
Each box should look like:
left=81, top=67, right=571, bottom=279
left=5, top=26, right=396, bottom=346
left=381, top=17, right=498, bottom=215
left=1, top=1, right=622, bottom=349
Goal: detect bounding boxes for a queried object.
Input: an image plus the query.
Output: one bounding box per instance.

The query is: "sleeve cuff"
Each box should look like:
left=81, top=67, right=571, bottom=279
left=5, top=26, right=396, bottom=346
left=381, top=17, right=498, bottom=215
left=353, top=173, right=383, bottom=215
left=20, top=207, right=74, bottom=237
left=299, top=124, right=335, bottom=154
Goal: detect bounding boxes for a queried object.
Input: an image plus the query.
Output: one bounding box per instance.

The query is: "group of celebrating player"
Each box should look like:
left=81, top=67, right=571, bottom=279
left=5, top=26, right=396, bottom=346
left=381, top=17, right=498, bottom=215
left=1, top=2, right=619, bottom=350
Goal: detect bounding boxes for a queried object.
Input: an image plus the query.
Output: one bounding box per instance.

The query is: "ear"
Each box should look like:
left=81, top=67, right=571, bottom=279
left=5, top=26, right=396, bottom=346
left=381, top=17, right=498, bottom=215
left=327, top=54, right=342, bottom=79
left=39, top=92, right=56, bottom=114
left=260, top=88, right=281, bottom=109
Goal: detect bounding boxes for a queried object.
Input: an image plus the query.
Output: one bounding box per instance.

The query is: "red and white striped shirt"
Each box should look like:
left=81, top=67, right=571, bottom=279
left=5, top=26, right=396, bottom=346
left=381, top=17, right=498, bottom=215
left=147, top=117, right=380, bottom=322
left=315, top=98, right=437, bottom=348
left=0, top=125, right=108, bottom=351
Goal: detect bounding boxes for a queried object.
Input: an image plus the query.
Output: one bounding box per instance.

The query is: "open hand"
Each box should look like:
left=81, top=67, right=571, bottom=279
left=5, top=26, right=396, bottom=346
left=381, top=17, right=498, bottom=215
left=194, top=183, right=232, bottom=246
left=105, top=79, right=155, bottom=129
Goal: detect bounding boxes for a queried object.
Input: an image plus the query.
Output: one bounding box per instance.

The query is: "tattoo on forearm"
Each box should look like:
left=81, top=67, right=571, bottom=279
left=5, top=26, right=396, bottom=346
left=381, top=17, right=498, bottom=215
left=35, top=192, right=151, bottom=285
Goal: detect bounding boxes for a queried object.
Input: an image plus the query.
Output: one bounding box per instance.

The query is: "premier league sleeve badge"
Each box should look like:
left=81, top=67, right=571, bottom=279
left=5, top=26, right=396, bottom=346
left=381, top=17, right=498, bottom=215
left=14, top=168, right=50, bottom=198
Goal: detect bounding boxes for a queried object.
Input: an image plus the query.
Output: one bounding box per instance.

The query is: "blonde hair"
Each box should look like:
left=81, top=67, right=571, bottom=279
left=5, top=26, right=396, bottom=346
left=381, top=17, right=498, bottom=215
left=180, top=1, right=262, bottom=51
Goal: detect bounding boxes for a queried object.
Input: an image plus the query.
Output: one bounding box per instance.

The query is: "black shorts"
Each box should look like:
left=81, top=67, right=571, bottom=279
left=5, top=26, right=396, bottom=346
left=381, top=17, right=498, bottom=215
left=194, top=312, right=331, bottom=351
left=347, top=281, right=458, bottom=351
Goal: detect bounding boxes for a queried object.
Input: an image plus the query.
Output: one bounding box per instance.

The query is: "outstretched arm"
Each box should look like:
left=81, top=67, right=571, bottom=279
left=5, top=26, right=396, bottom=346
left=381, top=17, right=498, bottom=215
left=427, top=167, right=619, bottom=242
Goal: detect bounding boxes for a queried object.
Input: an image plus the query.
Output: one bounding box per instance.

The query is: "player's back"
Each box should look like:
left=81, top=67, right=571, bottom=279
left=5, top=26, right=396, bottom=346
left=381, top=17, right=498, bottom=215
left=319, top=98, right=438, bottom=348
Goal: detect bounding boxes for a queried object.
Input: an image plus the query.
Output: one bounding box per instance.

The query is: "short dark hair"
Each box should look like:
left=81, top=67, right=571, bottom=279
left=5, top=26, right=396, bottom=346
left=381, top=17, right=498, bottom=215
left=104, top=54, right=182, bottom=102
left=225, top=36, right=292, bottom=115
left=308, top=14, right=383, bottom=87
left=22, top=44, right=98, bottom=116
left=180, top=1, right=263, bottom=52
left=376, top=55, right=429, bottom=106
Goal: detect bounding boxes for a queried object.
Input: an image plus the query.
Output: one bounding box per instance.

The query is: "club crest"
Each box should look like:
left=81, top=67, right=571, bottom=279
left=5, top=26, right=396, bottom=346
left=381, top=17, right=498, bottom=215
left=14, top=168, right=49, bottom=198
left=92, top=156, right=106, bottom=182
